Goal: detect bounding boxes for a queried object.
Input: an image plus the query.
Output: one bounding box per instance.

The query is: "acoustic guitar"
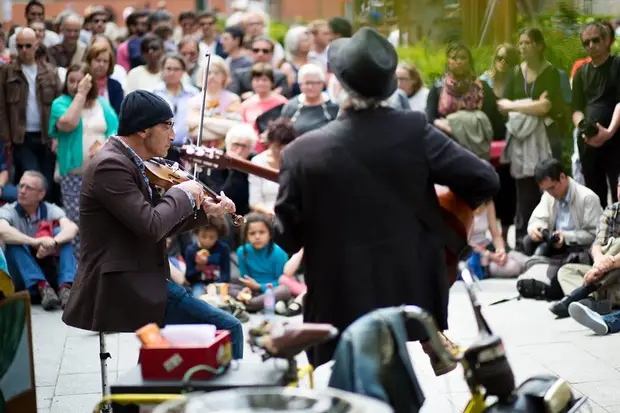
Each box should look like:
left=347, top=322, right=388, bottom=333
left=180, top=145, right=473, bottom=284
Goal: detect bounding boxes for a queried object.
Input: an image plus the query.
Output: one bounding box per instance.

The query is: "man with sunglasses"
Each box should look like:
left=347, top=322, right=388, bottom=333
left=572, top=21, right=620, bottom=208
left=228, top=36, right=290, bottom=100
left=0, top=28, right=60, bottom=203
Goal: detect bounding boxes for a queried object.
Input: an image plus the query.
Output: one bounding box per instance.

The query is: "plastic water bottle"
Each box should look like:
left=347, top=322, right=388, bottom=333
left=264, top=283, right=275, bottom=320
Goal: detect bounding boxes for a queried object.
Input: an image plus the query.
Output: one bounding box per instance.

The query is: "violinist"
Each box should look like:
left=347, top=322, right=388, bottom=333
left=62, top=90, right=244, bottom=359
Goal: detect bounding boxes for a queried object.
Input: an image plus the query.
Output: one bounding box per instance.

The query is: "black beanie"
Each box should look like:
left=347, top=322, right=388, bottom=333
left=117, top=90, right=174, bottom=136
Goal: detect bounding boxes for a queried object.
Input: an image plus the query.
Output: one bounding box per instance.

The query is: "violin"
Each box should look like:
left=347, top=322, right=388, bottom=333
left=143, top=157, right=245, bottom=227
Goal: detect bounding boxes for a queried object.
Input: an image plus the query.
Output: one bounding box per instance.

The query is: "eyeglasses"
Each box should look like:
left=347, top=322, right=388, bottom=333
left=200, top=20, right=215, bottom=26
left=252, top=48, right=272, bottom=54
left=495, top=55, right=507, bottom=62
left=582, top=36, right=601, bottom=48
left=17, top=43, right=33, bottom=50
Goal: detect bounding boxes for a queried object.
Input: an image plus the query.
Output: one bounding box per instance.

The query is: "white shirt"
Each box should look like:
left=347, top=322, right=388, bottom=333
left=248, top=152, right=279, bottom=211
left=125, top=66, right=162, bottom=94
left=22, top=64, right=41, bottom=132
left=408, top=87, right=430, bottom=113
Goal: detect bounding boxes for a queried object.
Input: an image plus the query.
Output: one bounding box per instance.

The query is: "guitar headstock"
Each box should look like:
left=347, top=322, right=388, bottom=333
left=179, top=145, right=228, bottom=170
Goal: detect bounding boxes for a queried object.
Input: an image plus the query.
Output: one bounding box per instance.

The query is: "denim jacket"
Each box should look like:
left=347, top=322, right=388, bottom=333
left=328, top=307, right=425, bottom=413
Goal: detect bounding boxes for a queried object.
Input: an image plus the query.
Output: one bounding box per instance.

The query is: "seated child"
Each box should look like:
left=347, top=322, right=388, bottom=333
left=185, top=220, right=231, bottom=297
left=468, top=201, right=528, bottom=278
left=228, top=212, right=293, bottom=312
left=275, top=248, right=308, bottom=316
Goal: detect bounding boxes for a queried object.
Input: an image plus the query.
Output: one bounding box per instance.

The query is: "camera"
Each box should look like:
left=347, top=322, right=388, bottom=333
left=540, top=228, right=560, bottom=244
left=578, top=119, right=599, bottom=139
left=534, top=228, right=560, bottom=257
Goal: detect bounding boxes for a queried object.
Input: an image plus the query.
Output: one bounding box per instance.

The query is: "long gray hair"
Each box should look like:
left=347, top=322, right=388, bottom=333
left=330, top=76, right=390, bottom=111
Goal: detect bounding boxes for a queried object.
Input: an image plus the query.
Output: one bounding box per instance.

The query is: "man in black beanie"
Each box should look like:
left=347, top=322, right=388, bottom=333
left=62, top=90, right=244, bottom=360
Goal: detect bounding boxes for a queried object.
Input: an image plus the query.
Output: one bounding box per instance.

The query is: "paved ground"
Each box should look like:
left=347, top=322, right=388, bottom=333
left=29, top=278, right=620, bottom=413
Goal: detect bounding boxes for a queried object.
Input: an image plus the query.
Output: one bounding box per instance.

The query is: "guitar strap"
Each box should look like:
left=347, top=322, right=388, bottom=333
left=325, top=115, right=473, bottom=262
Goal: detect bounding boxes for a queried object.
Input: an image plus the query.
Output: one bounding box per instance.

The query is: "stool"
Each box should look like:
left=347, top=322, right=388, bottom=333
left=99, top=332, right=112, bottom=413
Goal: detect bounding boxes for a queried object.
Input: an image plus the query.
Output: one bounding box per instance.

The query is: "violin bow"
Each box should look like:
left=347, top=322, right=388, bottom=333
left=193, top=52, right=213, bottom=179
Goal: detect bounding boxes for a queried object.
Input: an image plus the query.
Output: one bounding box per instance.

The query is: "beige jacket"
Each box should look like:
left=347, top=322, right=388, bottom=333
left=527, top=178, right=603, bottom=246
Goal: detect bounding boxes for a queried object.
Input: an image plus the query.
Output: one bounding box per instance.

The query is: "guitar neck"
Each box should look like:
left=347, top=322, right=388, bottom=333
left=227, top=155, right=280, bottom=183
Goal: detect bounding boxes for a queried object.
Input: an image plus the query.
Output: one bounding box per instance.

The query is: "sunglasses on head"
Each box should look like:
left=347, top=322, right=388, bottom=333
left=17, top=43, right=33, bottom=50
left=582, top=36, right=601, bottom=48
left=252, top=47, right=271, bottom=54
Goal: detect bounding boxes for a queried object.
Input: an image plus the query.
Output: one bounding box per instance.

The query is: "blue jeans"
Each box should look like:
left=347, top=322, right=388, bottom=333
left=5, top=227, right=76, bottom=290
left=0, top=184, right=18, bottom=203
left=163, top=280, right=244, bottom=359
left=603, top=311, right=620, bottom=334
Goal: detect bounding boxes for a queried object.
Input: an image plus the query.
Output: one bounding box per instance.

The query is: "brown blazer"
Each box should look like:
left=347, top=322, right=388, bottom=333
left=62, top=137, right=214, bottom=333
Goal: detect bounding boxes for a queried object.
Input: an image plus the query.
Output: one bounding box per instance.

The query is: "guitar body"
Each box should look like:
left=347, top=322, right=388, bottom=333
left=436, top=185, right=474, bottom=286
left=180, top=145, right=473, bottom=286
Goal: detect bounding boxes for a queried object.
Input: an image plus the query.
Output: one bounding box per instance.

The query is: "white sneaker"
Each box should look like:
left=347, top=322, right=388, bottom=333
left=568, top=302, right=609, bottom=335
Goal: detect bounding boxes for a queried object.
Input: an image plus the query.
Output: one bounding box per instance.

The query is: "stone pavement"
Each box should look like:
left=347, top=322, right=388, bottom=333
left=31, top=279, right=620, bottom=413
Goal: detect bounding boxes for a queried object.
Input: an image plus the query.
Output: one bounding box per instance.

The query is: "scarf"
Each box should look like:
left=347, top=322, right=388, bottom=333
left=437, top=73, right=485, bottom=117
left=96, top=76, right=108, bottom=98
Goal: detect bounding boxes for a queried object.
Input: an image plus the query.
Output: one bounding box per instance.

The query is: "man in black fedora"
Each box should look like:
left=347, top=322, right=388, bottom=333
left=274, top=27, right=500, bottom=371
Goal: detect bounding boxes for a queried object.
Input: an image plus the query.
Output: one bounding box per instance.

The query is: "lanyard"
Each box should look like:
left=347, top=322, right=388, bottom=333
left=523, top=68, right=536, bottom=98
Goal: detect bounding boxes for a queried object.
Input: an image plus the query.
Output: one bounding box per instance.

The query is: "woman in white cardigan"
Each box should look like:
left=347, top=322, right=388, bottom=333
left=248, top=118, right=298, bottom=216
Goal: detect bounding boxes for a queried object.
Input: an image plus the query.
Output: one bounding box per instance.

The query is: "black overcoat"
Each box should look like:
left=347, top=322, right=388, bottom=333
left=274, top=108, right=500, bottom=366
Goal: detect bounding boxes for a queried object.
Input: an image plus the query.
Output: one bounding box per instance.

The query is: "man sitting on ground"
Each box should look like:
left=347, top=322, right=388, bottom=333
left=518, top=159, right=601, bottom=303
left=553, top=177, right=620, bottom=318
left=0, top=170, right=78, bottom=310
left=525, top=159, right=601, bottom=259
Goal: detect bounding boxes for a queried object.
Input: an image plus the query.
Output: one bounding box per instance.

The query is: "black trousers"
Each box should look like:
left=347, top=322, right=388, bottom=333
left=580, top=141, right=620, bottom=208
left=514, top=177, right=541, bottom=252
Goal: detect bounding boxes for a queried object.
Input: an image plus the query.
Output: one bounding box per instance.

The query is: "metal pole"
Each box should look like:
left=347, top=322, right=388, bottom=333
left=99, top=332, right=112, bottom=413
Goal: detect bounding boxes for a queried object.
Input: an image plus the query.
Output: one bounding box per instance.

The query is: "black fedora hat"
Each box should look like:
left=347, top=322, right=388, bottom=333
left=328, top=27, right=398, bottom=100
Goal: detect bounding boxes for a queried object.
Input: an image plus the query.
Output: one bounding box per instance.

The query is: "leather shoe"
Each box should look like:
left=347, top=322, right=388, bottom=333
left=549, top=298, right=570, bottom=318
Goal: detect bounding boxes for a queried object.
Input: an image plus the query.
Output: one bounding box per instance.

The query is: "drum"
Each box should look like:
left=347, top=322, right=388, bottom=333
left=0, top=269, right=14, bottom=298
left=152, top=387, right=394, bottom=413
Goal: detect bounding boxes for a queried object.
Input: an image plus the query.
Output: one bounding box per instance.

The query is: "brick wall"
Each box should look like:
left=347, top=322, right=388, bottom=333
left=7, top=0, right=345, bottom=27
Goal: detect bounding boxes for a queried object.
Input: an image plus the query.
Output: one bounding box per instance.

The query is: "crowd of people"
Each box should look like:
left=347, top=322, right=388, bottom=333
left=1, top=0, right=620, bottom=371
